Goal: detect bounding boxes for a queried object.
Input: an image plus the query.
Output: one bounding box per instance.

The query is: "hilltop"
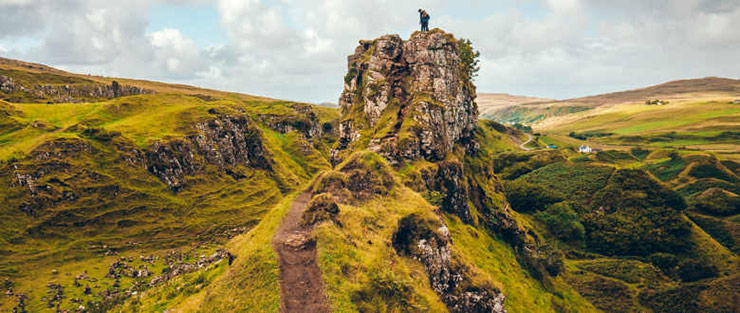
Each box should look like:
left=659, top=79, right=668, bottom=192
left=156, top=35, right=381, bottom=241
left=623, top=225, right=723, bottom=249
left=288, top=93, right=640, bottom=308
left=483, top=77, right=739, bottom=124
left=477, top=93, right=554, bottom=119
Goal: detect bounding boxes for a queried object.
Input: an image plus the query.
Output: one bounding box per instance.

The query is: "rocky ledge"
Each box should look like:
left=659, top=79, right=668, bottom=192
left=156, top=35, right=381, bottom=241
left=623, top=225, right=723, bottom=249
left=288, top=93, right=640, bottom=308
left=333, top=29, right=478, bottom=165
left=0, top=75, right=155, bottom=103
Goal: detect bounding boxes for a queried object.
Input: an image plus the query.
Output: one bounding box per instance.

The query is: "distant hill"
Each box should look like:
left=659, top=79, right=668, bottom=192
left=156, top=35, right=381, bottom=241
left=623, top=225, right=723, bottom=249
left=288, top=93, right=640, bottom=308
left=477, top=93, right=554, bottom=117
left=481, top=77, right=740, bottom=124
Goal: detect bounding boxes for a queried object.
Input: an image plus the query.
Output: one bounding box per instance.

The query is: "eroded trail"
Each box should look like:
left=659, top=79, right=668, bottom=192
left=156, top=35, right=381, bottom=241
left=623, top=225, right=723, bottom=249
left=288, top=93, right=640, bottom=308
left=272, top=187, right=330, bottom=313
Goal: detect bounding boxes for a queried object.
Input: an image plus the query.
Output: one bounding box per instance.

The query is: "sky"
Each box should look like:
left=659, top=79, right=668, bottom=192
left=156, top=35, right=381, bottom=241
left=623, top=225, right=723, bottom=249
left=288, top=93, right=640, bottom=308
left=1, top=0, right=738, bottom=103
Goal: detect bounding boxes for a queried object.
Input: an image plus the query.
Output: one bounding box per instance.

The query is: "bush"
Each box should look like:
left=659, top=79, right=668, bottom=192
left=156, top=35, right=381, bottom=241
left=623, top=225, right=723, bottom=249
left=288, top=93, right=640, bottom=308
left=457, top=38, right=480, bottom=80
left=647, top=253, right=678, bottom=275
left=520, top=163, right=614, bottom=203
left=586, top=170, right=691, bottom=256
left=676, top=259, right=718, bottom=282
left=504, top=180, right=564, bottom=212
left=585, top=206, right=691, bottom=256
left=591, top=169, right=686, bottom=211
left=301, top=193, right=340, bottom=227
left=691, top=188, right=740, bottom=216
left=688, top=161, right=736, bottom=182
left=535, top=202, right=585, bottom=244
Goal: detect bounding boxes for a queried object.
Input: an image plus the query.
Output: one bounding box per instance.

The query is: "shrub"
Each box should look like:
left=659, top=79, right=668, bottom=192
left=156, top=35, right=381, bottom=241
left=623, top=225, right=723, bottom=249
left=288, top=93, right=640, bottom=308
left=688, top=161, right=736, bottom=182
left=535, top=202, right=585, bottom=244
left=592, top=169, right=686, bottom=211
left=676, top=259, right=718, bottom=282
left=691, top=188, right=740, bottom=216
left=457, top=38, right=480, bottom=80
left=647, top=253, right=678, bottom=275
left=301, top=193, right=340, bottom=227
left=631, top=147, right=651, bottom=160
left=584, top=206, right=691, bottom=256
left=520, top=162, right=614, bottom=203
left=504, top=180, right=564, bottom=212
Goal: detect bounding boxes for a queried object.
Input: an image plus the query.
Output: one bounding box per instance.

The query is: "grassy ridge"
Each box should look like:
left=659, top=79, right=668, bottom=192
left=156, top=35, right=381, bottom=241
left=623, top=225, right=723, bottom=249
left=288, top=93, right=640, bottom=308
left=0, top=85, right=335, bottom=311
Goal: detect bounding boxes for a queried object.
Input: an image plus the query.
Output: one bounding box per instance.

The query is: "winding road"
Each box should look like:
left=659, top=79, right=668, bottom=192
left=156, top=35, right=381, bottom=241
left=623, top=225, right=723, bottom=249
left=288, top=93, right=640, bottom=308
left=520, top=133, right=534, bottom=151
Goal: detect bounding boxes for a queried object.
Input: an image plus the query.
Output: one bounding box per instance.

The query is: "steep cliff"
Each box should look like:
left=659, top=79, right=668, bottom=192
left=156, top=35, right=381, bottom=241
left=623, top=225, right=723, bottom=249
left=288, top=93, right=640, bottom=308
left=333, top=30, right=478, bottom=165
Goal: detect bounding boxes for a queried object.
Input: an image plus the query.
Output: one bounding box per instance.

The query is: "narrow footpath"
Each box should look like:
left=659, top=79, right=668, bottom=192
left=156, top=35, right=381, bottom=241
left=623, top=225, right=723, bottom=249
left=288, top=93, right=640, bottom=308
left=271, top=187, right=330, bottom=313
left=520, top=133, right=534, bottom=151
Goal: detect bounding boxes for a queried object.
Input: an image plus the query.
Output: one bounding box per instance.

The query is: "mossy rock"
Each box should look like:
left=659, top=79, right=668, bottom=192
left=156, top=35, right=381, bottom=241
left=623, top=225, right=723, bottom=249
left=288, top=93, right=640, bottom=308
left=301, top=193, right=340, bottom=227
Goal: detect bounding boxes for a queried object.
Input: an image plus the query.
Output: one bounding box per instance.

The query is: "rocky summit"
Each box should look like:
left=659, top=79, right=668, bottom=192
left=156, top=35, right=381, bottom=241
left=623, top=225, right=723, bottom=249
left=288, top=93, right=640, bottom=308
left=334, top=29, right=479, bottom=165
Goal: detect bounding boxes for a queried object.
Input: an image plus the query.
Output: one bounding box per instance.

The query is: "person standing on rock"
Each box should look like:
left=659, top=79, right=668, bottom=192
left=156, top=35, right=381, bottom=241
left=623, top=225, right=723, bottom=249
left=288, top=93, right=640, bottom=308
left=418, top=9, right=430, bottom=31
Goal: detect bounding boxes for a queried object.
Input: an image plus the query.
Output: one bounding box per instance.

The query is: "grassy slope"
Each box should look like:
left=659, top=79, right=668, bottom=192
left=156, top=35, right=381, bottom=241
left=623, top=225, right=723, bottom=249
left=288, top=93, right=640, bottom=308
left=0, top=62, right=337, bottom=312
left=537, top=99, right=739, bottom=159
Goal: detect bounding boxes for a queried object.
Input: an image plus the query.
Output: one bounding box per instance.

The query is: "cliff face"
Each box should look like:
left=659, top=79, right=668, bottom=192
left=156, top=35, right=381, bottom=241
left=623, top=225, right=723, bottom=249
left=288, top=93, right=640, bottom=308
left=333, top=30, right=478, bottom=165
left=147, top=114, right=272, bottom=191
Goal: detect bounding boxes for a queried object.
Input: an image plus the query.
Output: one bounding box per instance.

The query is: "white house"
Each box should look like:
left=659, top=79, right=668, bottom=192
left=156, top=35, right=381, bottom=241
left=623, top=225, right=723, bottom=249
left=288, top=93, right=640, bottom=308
left=578, top=145, right=592, bottom=153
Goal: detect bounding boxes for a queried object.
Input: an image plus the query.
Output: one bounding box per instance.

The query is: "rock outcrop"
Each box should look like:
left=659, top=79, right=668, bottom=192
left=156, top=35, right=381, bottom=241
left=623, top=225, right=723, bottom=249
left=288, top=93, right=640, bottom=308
left=146, top=114, right=272, bottom=190
left=254, top=103, right=324, bottom=145
left=333, top=29, right=478, bottom=165
left=0, top=75, right=154, bottom=103
left=393, top=214, right=506, bottom=313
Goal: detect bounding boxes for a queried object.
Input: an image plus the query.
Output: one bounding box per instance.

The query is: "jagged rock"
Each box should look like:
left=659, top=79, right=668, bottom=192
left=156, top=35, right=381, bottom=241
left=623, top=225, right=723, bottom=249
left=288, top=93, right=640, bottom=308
left=254, top=103, right=324, bottom=145
left=434, top=160, right=472, bottom=223
left=314, top=152, right=395, bottom=204
left=393, top=213, right=506, bottom=313
left=333, top=30, right=478, bottom=165
left=146, top=114, right=272, bottom=190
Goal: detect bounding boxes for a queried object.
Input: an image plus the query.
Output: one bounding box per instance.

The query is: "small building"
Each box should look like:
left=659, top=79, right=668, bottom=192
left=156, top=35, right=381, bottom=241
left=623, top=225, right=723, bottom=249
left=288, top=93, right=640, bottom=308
left=578, top=145, right=592, bottom=153
left=547, top=144, right=558, bottom=149
left=733, top=99, right=740, bottom=104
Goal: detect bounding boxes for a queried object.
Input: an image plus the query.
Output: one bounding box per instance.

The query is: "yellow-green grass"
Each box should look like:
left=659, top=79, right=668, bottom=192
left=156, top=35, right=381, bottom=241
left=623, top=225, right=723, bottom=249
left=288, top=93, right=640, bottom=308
left=314, top=151, right=595, bottom=312
left=0, top=92, right=334, bottom=311
left=446, top=217, right=599, bottom=312
left=538, top=100, right=739, bottom=149
left=316, top=187, right=448, bottom=312
left=169, top=186, right=305, bottom=312
left=1, top=241, right=230, bottom=312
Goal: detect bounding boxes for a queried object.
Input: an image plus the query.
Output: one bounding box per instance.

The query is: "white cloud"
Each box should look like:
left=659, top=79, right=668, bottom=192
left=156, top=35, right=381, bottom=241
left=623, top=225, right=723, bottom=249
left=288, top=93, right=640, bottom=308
left=0, top=0, right=738, bottom=102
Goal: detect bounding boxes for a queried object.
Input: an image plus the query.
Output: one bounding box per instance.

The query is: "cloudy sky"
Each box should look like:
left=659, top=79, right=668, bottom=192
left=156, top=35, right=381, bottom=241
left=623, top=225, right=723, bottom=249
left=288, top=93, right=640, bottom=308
left=1, top=0, right=738, bottom=103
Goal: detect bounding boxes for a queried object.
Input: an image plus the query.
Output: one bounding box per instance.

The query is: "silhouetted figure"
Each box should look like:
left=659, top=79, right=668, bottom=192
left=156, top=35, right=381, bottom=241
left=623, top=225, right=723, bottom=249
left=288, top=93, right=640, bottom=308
left=418, top=9, right=430, bottom=31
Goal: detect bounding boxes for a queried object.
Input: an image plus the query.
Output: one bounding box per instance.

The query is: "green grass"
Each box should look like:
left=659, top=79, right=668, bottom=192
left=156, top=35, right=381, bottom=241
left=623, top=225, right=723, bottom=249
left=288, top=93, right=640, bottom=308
left=0, top=91, right=334, bottom=312
left=316, top=187, right=447, bottom=312
left=518, top=162, right=615, bottom=202
left=176, top=189, right=303, bottom=312
left=447, top=217, right=598, bottom=312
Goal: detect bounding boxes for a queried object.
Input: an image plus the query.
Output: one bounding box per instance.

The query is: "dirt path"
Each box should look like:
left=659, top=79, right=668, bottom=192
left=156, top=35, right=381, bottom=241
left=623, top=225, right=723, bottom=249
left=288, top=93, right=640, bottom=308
left=272, top=186, right=330, bottom=313
left=520, top=133, right=534, bottom=151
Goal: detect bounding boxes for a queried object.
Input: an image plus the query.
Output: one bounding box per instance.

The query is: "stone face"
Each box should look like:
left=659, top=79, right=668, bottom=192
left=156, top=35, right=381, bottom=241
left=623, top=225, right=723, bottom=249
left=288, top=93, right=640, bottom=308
left=334, top=30, right=478, bottom=165
left=146, top=114, right=272, bottom=191
left=254, top=103, right=324, bottom=145
left=434, top=160, right=472, bottom=223
left=392, top=214, right=506, bottom=313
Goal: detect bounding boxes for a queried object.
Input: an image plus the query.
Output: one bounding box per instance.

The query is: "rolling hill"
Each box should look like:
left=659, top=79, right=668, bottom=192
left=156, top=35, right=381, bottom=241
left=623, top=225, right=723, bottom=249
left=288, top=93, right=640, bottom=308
left=483, top=77, right=739, bottom=125
left=1, top=30, right=738, bottom=313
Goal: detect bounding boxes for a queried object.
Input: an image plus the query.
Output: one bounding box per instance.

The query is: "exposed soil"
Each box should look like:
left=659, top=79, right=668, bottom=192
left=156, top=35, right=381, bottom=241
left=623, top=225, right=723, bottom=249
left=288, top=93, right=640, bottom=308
left=272, top=187, right=330, bottom=313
